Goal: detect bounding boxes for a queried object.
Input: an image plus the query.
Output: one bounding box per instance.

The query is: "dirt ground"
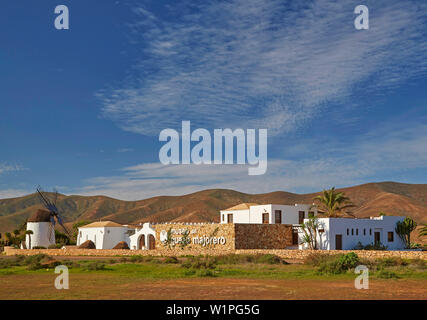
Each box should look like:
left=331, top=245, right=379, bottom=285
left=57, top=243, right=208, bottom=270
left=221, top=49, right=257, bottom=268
left=0, top=274, right=425, bottom=300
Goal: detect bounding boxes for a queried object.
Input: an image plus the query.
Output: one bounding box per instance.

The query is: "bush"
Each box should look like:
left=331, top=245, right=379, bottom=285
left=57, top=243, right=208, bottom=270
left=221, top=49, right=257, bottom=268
left=82, top=262, right=108, bottom=271
left=164, top=256, right=179, bottom=264
left=32, top=246, right=47, bottom=249
left=304, top=253, right=335, bottom=266
left=316, top=252, right=360, bottom=274
left=376, top=257, right=407, bottom=268
left=255, top=254, right=287, bottom=264
left=130, top=255, right=145, bottom=263
left=353, top=241, right=387, bottom=250
left=182, top=255, right=217, bottom=271
left=376, top=269, right=400, bottom=279
left=195, top=269, right=216, bottom=277
left=48, top=244, right=63, bottom=249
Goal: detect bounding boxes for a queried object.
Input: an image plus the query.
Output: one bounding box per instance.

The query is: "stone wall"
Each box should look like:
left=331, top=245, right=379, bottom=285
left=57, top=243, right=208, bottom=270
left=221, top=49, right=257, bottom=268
left=234, top=224, right=293, bottom=249
left=153, top=223, right=235, bottom=252
left=4, top=246, right=425, bottom=260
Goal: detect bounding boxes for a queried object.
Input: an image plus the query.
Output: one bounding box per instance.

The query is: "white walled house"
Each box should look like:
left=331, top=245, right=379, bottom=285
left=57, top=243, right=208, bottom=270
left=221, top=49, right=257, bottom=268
left=77, top=221, right=131, bottom=249
left=220, top=203, right=317, bottom=225
left=26, top=209, right=55, bottom=249
left=298, top=216, right=406, bottom=250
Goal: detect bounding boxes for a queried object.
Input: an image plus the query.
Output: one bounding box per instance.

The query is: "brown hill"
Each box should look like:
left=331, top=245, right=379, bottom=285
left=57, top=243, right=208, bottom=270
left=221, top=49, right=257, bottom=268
left=0, top=182, right=426, bottom=237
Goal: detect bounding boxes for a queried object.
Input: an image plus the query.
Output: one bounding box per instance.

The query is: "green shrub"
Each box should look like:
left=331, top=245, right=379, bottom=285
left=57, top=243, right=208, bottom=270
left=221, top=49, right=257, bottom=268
left=82, top=262, right=107, bottom=271
left=32, top=246, right=47, bottom=249
left=196, top=269, right=216, bottom=277
left=130, top=255, right=144, bottom=263
left=182, top=255, right=217, bottom=271
left=317, top=252, right=360, bottom=274
left=376, top=257, right=407, bottom=268
left=337, top=252, right=360, bottom=269
left=353, top=242, right=388, bottom=250
left=304, top=253, right=335, bottom=266
left=376, top=269, right=400, bottom=279
left=164, top=256, right=179, bottom=264
left=254, top=254, right=286, bottom=265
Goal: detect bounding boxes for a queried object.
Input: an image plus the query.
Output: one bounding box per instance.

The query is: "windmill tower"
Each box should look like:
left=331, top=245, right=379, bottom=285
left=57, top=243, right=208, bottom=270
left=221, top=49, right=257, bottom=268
left=26, top=209, right=56, bottom=249
left=26, top=186, right=71, bottom=249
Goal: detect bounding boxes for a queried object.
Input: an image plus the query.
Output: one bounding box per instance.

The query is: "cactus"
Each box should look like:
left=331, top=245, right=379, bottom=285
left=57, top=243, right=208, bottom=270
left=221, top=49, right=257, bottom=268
left=395, top=217, right=417, bottom=249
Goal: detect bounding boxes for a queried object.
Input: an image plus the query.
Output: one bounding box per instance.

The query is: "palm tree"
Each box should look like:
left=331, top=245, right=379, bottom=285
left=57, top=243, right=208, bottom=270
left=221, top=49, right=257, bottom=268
left=314, top=187, right=355, bottom=217
left=25, top=230, right=33, bottom=249
left=5, top=232, right=12, bottom=246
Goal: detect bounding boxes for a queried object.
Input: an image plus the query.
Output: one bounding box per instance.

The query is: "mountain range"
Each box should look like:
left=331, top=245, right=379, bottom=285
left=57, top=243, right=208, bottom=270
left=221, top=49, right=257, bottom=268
left=0, top=182, right=426, bottom=239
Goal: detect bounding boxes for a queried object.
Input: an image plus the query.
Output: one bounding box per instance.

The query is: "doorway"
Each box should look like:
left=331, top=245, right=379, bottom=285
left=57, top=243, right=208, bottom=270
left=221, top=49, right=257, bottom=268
left=374, top=232, right=381, bottom=246
left=138, top=235, right=145, bottom=250
left=148, top=234, right=155, bottom=250
left=335, top=234, right=342, bottom=250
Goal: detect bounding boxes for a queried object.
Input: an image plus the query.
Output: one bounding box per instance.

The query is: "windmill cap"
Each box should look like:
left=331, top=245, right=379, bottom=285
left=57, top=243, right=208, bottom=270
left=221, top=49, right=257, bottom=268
left=28, top=209, right=51, bottom=222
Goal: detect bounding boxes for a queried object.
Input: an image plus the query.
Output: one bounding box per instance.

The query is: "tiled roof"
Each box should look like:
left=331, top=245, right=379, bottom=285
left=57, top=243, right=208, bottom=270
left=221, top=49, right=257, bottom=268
left=223, top=203, right=260, bottom=211
left=79, top=221, right=124, bottom=228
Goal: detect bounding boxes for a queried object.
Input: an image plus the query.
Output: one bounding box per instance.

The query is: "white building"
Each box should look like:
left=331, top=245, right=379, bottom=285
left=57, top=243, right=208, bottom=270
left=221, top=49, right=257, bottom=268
left=298, top=216, right=406, bottom=250
left=129, top=223, right=156, bottom=250
left=77, top=221, right=131, bottom=249
left=220, top=203, right=317, bottom=225
left=26, top=209, right=55, bottom=249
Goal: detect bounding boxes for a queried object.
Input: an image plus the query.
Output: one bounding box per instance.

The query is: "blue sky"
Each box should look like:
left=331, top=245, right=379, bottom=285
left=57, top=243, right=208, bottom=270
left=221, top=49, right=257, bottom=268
left=1, top=0, right=427, bottom=200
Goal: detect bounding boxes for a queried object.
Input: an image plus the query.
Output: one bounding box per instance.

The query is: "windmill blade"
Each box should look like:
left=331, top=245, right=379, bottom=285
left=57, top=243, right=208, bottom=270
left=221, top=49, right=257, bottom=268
left=36, top=186, right=59, bottom=214
left=36, top=186, right=53, bottom=208
left=50, top=215, right=56, bottom=227
left=56, top=216, right=71, bottom=239
left=53, top=188, right=58, bottom=206
left=48, top=221, right=54, bottom=242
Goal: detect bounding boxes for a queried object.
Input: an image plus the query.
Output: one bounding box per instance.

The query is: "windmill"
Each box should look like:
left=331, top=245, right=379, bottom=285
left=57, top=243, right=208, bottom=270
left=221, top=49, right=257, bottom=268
left=36, top=186, right=71, bottom=241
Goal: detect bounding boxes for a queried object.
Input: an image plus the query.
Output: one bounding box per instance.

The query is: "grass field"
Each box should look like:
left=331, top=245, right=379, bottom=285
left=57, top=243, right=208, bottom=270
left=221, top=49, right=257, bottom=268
left=0, top=253, right=426, bottom=300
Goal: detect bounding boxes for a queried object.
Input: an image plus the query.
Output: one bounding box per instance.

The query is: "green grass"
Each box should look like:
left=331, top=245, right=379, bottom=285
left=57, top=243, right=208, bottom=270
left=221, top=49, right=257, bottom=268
left=0, top=253, right=426, bottom=280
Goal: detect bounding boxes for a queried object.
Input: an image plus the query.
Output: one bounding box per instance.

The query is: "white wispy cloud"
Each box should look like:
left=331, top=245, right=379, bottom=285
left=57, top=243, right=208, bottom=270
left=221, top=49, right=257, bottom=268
left=76, top=121, right=427, bottom=200
left=0, top=163, right=26, bottom=175
left=98, top=0, right=427, bottom=136
left=0, top=189, right=30, bottom=200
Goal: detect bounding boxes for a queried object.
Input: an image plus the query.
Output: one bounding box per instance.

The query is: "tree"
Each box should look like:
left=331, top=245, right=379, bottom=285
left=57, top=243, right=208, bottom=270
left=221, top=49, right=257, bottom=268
left=395, top=217, right=417, bottom=249
left=72, top=220, right=91, bottom=241
left=25, top=230, right=33, bottom=249
left=5, top=232, right=12, bottom=246
left=314, top=187, right=355, bottom=217
left=55, top=230, right=70, bottom=245
left=300, top=217, right=320, bottom=250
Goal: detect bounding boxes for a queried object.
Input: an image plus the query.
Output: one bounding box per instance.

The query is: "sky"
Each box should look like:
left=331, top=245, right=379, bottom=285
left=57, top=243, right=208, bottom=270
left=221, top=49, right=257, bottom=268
left=0, top=0, right=427, bottom=200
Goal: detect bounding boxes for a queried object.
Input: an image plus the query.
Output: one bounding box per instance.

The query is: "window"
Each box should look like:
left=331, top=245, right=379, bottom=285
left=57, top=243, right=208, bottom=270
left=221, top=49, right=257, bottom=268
left=262, top=212, right=269, bottom=224
left=370, top=229, right=372, bottom=236
left=275, top=210, right=282, bottom=224
left=356, top=229, right=359, bottom=236
left=363, top=229, right=366, bottom=236
left=351, top=229, right=354, bottom=235
left=347, top=228, right=349, bottom=236
left=298, top=211, right=305, bottom=224
left=222, top=214, right=225, bottom=222
left=388, top=232, right=394, bottom=242
left=227, top=214, right=233, bottom=223
left=308, top=211, right=315, bottom=218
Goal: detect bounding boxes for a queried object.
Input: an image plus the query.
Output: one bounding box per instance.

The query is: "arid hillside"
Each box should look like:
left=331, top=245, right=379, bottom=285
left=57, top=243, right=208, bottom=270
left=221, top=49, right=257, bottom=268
left=0, top=182, right=426, bottom=235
